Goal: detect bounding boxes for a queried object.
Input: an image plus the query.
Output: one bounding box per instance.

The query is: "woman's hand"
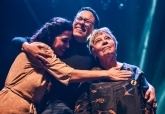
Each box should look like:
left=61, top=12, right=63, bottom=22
left=22, top=42, right=52, bottom=63
left=145, top=83, right=157, bottom=108
left=107, top=66, right=133, bottom=81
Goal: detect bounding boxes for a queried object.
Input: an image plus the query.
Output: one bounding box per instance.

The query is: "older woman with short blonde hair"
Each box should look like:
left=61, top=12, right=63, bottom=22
left=75, top=27, right=156, bottom=114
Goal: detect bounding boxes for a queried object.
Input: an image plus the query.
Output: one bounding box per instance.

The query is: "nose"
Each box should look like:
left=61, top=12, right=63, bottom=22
left=102, top=40, right=108, bottom=45
left=76, top=19, right=85, bottom=27
left=79, top=19, right=85, bottom=24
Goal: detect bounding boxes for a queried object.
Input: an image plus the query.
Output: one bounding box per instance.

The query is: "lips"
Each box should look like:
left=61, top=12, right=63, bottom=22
left=61, top=48, right=66, bottom=52
left=102, top=46, right=111, bottom=51
left=75, top=23, right=86, bottom=32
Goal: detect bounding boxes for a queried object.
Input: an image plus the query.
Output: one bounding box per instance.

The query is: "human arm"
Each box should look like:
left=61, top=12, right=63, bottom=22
left=14, top=41, right=133, bottom=83
left=12, top=37, right=29, bottom=50
left=140, top=77, right=157, bottom=113
left=12, top=37, right=52, bottom=63
left=141, top=75, right=157, bottom=104
left=145, top=83, right=157, bottom=108
left=27, top=42, right=132, bottom=85
left=41, top=55, right=132, bottom=85
left=136, top=66, right=157, bottom=111
left=70, top=66, right=133, bottom=83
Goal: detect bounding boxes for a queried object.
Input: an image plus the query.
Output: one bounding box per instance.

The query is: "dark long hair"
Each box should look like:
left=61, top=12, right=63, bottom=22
left=30, top=17, right=72, bottom=48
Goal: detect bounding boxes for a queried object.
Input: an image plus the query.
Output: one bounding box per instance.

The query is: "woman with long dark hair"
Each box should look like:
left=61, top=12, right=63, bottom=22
left=0, top=17, right=74, bottom=114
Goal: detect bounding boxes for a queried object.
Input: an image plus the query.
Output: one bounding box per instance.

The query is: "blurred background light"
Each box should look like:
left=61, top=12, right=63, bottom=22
left=0, top=0, right=165, bottom=113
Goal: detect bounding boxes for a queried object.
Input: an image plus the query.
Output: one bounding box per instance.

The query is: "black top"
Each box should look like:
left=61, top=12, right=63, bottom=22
left=46, top=37, right=95, bottom=109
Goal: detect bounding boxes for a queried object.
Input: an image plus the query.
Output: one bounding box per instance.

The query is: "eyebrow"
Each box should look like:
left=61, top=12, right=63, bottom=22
left=94, top=35, right=111, bottom=41
left=94, top=37, right=102, bottom=43
left=95, top=37, right=102, bottom=41
left=79, top=16, right=90, bottom=20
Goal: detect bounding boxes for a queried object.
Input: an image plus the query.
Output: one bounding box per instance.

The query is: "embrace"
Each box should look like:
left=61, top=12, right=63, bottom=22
left=0, top=7, right=156, bottom=114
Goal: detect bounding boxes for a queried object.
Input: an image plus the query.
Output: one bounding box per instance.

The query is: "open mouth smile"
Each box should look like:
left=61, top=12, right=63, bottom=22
left=75, top=26, right=86, bottom=32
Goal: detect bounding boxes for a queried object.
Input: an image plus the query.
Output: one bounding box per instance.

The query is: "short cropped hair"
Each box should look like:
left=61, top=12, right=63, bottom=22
left=77, top=7, right=100, bottom=29
left=89, top=27, right=118, bottom=57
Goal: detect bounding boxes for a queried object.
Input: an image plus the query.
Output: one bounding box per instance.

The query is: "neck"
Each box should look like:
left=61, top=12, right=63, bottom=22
left=99, top=54, right=117, bottom=70
left=74, top=36, right=87, bottom=43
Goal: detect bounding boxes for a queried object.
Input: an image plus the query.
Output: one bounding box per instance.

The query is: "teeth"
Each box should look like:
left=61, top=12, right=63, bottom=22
left=76, top=28, right=82, bottom=31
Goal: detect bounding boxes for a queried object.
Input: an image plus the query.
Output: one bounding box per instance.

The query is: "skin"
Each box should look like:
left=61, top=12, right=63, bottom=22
left=92, top=31, right=156, bottom=103
left=92, top=32, right=117, bottom=70
left=52, top=31, right=72, bottom=56
left=21, top=10, right=156, bottom=104
left=73, top=10, right=95, bottom=43
left=22, top=30, right=73, bottom=62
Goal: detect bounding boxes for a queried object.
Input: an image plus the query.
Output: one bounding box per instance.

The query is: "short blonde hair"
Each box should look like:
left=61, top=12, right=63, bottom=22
left=89, top=27, right=118, bottom=53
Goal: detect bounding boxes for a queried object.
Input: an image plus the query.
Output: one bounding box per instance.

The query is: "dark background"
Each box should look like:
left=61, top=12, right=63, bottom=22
left=0, top=0, right=165, bottom=113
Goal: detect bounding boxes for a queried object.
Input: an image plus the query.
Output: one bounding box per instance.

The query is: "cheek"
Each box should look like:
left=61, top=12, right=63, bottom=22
left=52, top=39, right=57, bottom=49
left=57, top=42, right=64, bottom=48
left=73, top=22, right=76, bottom=29
left=93, top=47, right=103, bottom=57
left=111, top=42, right=116, bottom=51
left=87, top=27, right=93, bottom=34
left=53, top=39, right=63, bottom=49
left=94, top=44, right=102, bottom=51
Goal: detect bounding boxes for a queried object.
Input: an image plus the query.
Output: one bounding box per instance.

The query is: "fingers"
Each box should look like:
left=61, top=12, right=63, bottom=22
left=145, top=90, right=149, bottom=99
left=37, top=44, right=49, bottom=49
left=145, top=90, right=155, bottom=102
left=39, top=51, right=52, bottom=57
left=118, top=78, right=129, bottom=81
left=30, top=42, right=49, bottom=49
left=120, top=70, right=133, bottom=75
left=153, top=99, right=157, bottom=108
left=36, top=55, right=50, bottom=64
left=153, top=98, right=156, bottom=103
left=119, top=75, right=132, bottom=78
left=147, top=95, right=154, bottom=102
left=119, top=71, right=133, bottom=78
left=113, top=65, right=122, bottom=70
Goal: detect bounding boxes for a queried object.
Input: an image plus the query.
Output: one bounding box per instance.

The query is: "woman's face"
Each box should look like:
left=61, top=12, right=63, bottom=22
left=93, top=32, right=116, bottom=59
left=52, top=30, right=72, bottom=56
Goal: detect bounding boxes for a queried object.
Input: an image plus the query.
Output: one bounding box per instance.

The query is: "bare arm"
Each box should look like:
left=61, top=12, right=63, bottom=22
left=70, top=66, right=133, bottom=83
left=21, top=42, right=133, bottom=84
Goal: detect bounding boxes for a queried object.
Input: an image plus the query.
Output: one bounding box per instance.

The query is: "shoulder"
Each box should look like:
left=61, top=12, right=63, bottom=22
left=123, top=63, right=143, bottom=74
left=16, top=52, right=29, bottom=61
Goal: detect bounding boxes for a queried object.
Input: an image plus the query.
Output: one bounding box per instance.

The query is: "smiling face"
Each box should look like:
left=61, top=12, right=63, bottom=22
left=92, top=32, right=116, bottom=60
left=73, top=10, right=95, bottom=43
left=52, top=30, right=72, bottom=56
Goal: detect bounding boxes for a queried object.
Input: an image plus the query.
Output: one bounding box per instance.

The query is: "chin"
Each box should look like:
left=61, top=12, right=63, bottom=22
left=57, top=53, right=64, bottom=57
left=74, top=30, right=86, bottom=37
left=74, top=32, right=85, bottom=37
left=103, top=52, right=114, bottom=57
